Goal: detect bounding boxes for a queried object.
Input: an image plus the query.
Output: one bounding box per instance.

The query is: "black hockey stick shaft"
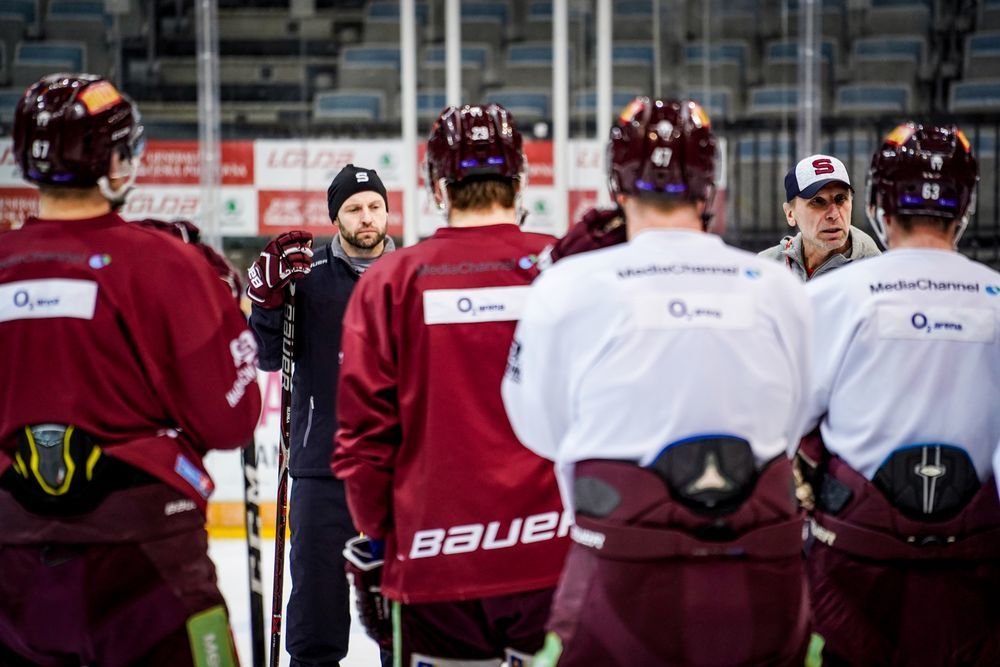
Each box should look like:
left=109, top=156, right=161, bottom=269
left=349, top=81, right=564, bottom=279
left=242, top=436, right=265, bottom=667
left=269, top=282, right=295, bottom=667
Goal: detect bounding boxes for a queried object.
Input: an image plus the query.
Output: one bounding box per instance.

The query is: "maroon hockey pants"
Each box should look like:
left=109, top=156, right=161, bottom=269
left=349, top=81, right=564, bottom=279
left=547, top=543, right=810, bottom=666
left=395, top=587, right=555, bottom=664
left=0, top=527, right=236, bottom=667
left=809, top=540, right=1000, bottom=666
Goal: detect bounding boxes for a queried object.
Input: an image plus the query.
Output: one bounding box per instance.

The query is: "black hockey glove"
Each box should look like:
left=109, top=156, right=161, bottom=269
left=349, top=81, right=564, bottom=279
left=246, top=230, right=314, bottom=309
left=343, top=535, right=393, bottom=651
left=541, top=206, right=626, bottom=268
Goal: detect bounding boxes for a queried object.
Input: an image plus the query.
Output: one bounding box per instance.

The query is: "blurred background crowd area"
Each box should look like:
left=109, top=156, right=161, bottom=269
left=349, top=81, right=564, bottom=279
left=0, top=0, right=997, bottom=270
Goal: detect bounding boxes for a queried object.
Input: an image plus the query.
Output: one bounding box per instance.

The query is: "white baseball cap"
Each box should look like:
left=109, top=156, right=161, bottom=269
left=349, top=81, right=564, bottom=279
left=784, top=154, right=853, bottom=202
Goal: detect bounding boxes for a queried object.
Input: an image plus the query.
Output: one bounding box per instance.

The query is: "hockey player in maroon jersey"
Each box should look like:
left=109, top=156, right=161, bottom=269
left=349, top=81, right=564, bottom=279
left=800, top=122, right=1000, bottom=666
left=503, top=98, right=812, bottom=666
left=332, top=103, right=572, bottom=665
left=0, top=74, right=260, bottom=666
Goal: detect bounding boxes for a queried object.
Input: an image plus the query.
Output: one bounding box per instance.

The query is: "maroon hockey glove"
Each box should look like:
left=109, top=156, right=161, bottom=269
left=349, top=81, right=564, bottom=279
left=246, top=230, right=314, bottom=309
left=343, top=535, right=393, bottom=651
left=544, top=206, right=627, bottom=266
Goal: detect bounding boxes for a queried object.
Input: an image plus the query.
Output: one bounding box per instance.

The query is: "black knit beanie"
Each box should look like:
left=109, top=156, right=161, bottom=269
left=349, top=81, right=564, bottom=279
left=327, top=164, right=389, bottom=222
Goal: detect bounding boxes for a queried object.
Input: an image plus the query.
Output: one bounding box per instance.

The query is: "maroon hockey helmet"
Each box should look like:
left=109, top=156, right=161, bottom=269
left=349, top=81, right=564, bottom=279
left=425, top=103, right=525, bottom=191
left=607, top=97, right=717, bottom=209
left=866, top=122, right=978, bottom=246
left=13, top=73, right=144, bottom=188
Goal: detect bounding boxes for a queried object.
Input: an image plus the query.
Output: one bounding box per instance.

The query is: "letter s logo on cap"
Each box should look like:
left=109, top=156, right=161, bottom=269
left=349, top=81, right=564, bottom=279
left=356, top=172, right=370, bottom=183
left=812, top=158, right=835, bottom=175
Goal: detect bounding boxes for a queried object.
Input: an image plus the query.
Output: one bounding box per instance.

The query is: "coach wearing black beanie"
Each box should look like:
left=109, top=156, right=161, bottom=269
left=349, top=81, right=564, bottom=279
left=247, top=161, right=396, bottom=667
left=328, top=163, right=389, bottom=223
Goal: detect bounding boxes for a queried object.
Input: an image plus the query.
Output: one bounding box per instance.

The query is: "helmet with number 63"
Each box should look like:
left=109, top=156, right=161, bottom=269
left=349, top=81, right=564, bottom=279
left=13, top=73, right=144, bottom=190
left=866, top=122, right=978, bottom=246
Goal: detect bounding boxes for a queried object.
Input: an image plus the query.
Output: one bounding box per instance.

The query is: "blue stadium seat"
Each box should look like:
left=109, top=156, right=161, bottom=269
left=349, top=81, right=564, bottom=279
left=851, top=35, right=924, bottom=83
left=456, top=1, right=509, bottom=54
left=685, top=87, right=737, bottom=121
left=983, top=0, right=1000, bottom=31
left=417, top=90, right=446, bottom=118
left=864, top=0, right=931, bottom=36
left=313, top=90, right=383, bottom=121
left=964, top=31, right=1000, bottom=80
left=483, top=88, right=550, bottom=124
left=571, top=89, right=637, bottom=126
left=612, top=0, right=654, bottom=41
left=0, top=0, right=35, bottom=22
left=502, top=42, right=575, bottom=89
left=364, top=1, right=429, bottom=42
left=521, top=0, right=589, bottom=42
left=762, top=39, right=838, bottom=87
left=949, top=79, right=1000, bottom=112
left=835, top=84, right=911, bottom=115
left=14, top=41, right=86, bottom=87
left=339, top=44, right=400, bottom=96
left=45, top=0, right=110, bottom=75
left=734, top=133, right=795, bottom=235
left=421, top=43, right=493, bottom=98
left=0, top=0, right=35, bottom=72
left=684, top=41, right=749, bottom=92
left=0, top=87, right=21, bottom=126
left=612, top=43, right=654, bottom=91
left=687, top=0, right=776, bottom=41
left=746, top=86, right=798, bottom=117
left=781, top=0, right=845, bottom=40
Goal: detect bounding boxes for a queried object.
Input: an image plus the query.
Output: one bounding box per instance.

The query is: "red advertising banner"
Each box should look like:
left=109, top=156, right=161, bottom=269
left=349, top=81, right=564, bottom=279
left=137, top=141, right=254, bottom=185
left=0, top=188, right=38, bottom=231
left=258, top=189, right=403, bottom=238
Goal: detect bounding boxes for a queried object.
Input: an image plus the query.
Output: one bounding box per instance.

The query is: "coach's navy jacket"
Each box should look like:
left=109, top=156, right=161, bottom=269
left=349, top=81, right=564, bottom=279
left=249, top=235, right=395, bottom=478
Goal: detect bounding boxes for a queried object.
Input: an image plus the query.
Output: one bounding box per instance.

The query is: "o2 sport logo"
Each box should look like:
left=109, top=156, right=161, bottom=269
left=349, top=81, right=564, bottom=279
left=910, top=311, right=962, bottom=334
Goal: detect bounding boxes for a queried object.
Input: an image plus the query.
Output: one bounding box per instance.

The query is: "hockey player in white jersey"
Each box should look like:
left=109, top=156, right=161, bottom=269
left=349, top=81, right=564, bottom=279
left=800, top=122, right=1000, bottom=666
left=502, top=97, right=813, bottom=666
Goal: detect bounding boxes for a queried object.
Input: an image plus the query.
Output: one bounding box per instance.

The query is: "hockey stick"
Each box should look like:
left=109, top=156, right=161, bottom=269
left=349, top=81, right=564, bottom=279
left=269, top=281, right=295, bottom=667
left=242, top=436, right=265, bottom=667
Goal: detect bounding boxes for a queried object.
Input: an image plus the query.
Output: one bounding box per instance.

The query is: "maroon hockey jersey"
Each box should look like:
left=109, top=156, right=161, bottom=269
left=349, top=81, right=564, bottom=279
left=0, top=214, right=261, bottom=513
left=333, top=223, right=569, bottom=604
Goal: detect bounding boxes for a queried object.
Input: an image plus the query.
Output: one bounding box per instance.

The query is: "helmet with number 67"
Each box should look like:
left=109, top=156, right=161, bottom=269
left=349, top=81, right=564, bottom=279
left=866, top=122, right=978, bottom=246
left=607, top=97, right=717, bottom=210
left=13, top=73, right=144, bottom=193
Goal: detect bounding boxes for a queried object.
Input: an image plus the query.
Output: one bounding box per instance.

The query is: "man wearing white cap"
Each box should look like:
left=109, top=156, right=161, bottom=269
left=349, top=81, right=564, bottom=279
left=760, top=154, right=881, bottom=280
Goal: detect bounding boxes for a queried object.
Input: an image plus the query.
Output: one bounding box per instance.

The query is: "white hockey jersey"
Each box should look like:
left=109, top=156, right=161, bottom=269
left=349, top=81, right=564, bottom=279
left=502, top=229, right=813, bottom=513
left=805, top=248, right=1000, bottom=481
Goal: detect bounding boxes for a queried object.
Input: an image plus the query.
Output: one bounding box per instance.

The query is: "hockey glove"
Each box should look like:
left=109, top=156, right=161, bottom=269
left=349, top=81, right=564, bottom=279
left=343, top=535, right=393, bottom=651
left=541, top=206, right=626, bottom=268
left=246, top=230, right=314, bottom=309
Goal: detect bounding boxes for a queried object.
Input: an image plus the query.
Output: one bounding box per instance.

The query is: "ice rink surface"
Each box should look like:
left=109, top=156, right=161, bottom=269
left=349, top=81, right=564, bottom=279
left=209, top=537, right=382, bottom=667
